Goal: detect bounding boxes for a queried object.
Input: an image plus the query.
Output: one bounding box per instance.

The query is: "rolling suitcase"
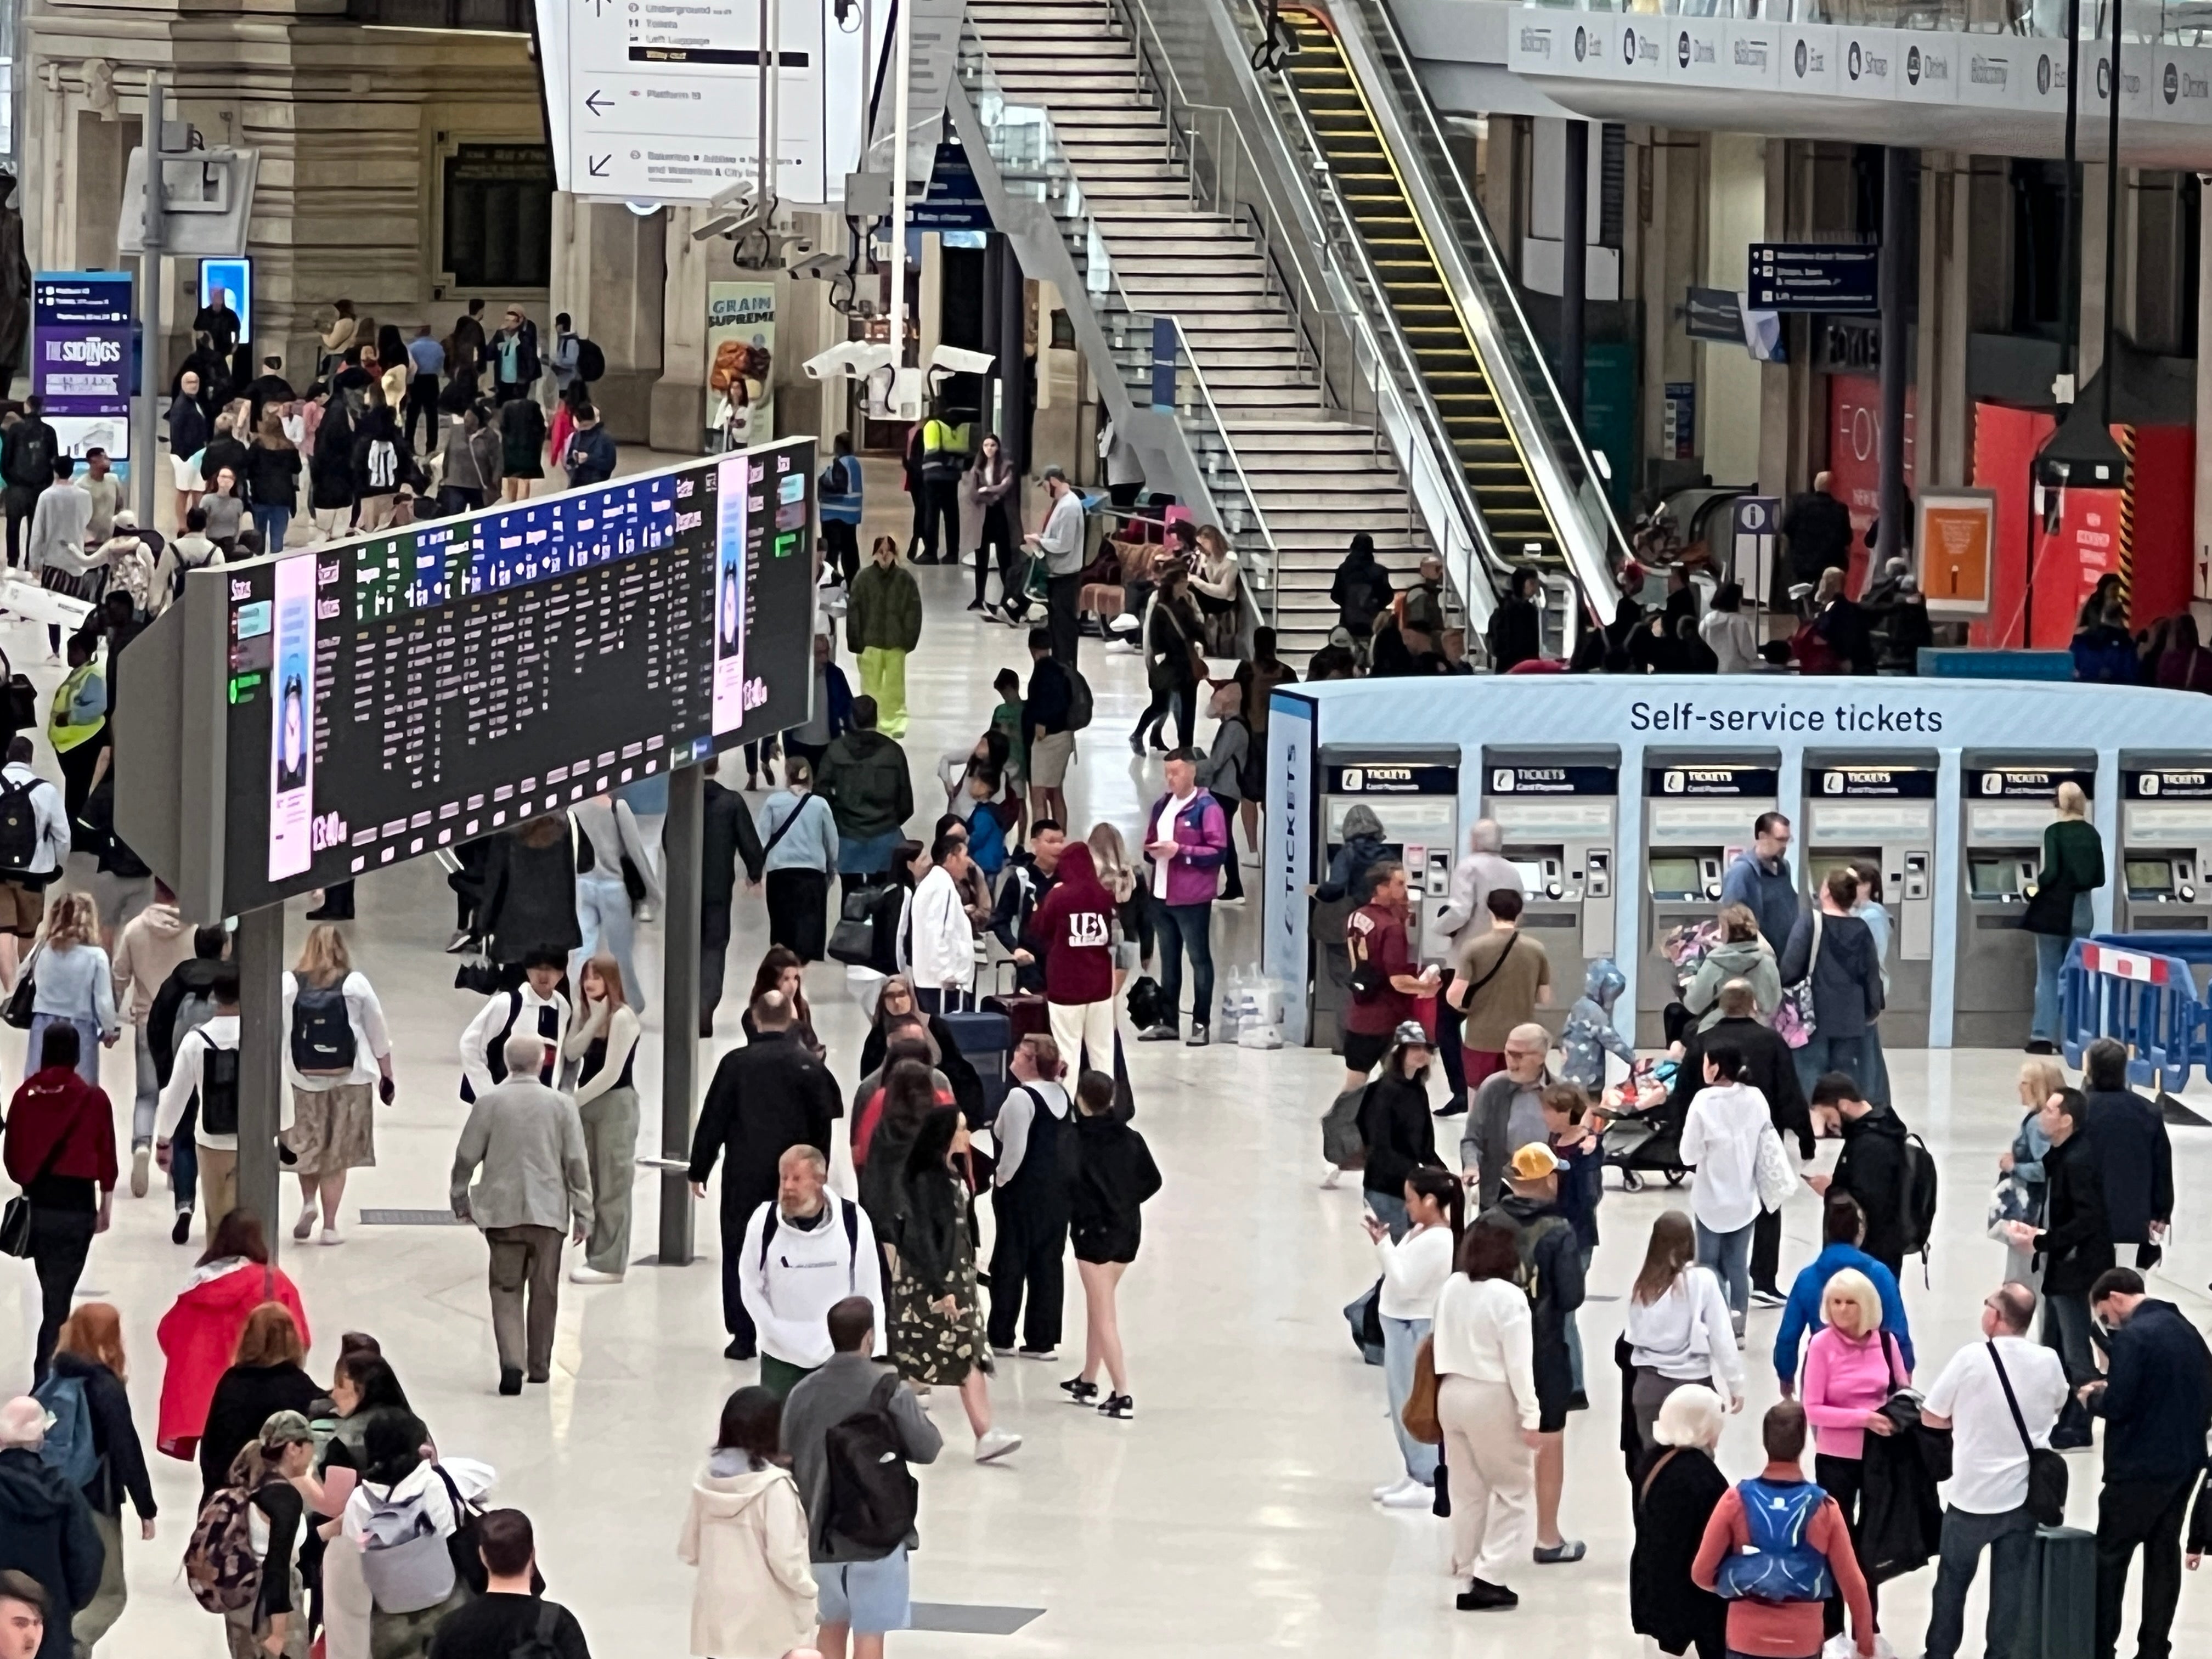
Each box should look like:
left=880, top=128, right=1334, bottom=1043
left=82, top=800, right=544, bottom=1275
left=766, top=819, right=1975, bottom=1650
left=981, top=991, right=1050, bottom=1042
left=941, top=1007, right=1013, bottom=1125
left=2012, top=1525, right=2095, bottom=1659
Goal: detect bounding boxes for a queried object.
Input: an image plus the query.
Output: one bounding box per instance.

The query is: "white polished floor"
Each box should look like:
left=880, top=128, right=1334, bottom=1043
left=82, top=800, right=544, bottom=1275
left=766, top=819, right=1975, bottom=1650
left=4, top=472, right=2210, bottom=1658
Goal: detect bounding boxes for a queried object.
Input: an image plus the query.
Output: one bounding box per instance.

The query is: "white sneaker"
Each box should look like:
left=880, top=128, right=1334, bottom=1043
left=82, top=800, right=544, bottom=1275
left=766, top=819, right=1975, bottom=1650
left=568, top=1265, right=624, bottom=1284
left=974, top=1428, right=1023, bottom=1464
left=1105, top=639, right=1139, bottom=655
left=319, top=1225, right=344, bottom=1246
left=1321, top=1164, right=1342, bottom=1190
left=130, top=1145, right=150, bottom=1199
left=1373, top=1477, right=1412, bottom=1501
left=293, top=1206, right=317, bottom=1242
left=1380, top=1481, right=1434, bottom=1509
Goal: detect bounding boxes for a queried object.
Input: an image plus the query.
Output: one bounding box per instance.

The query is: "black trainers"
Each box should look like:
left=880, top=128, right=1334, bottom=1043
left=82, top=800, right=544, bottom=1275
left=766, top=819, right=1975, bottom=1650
left=498, top=1367, right=523, bottom=1396
left=1455, top=1579, right=1519, bottom=1611
left=1098, top=1393, right=1134, bottom=1419
left=1059, top=1377, right=1099, bottom=1404
left=723, top=1338, right=757, bottom=1362
left=170, top=1210, right=193, bottom=1246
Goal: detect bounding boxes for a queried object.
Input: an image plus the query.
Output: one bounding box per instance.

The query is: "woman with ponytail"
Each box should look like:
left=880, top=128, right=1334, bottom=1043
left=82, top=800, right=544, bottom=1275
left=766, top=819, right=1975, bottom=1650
left=1364, top=1163, right=1464, bottom=1508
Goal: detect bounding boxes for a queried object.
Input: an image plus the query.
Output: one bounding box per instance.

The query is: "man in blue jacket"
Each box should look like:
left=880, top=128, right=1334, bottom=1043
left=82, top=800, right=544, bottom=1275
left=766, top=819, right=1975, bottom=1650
left=1719, top=811, right=1800, bottom=950
left=1774, top=1192, right=1915, bottom=1395
left=2084, top=1268, right=2211, bottom=1659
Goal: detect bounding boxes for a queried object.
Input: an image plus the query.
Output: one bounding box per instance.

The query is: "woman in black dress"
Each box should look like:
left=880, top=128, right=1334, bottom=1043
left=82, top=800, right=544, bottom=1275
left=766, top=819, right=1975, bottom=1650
left=1629, top=1383, right=1730, bottom=1659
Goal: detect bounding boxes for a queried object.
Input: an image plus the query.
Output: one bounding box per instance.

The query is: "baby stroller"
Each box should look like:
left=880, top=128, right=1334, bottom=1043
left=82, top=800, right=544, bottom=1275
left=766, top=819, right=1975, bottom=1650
left=1601, top=1057, right=1690, bottom=1192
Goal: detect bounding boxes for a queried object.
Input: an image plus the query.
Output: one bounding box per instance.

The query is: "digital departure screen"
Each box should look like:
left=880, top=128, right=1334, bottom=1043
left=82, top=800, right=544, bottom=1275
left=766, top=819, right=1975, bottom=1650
left=218, top=439, right=816, bottom=913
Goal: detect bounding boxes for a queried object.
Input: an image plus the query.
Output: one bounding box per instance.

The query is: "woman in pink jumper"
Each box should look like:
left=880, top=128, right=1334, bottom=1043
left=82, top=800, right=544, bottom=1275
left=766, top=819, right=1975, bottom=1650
left=1799, top=1267, right=1911, bottom=1640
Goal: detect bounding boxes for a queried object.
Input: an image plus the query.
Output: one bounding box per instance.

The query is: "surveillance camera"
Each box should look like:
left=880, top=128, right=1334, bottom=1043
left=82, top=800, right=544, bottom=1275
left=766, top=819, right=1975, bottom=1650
left=787, top=251, right=846, bottom=282
left=802, top=340, right=896, bottom=381
left=927, top=345, right=996, bottom=376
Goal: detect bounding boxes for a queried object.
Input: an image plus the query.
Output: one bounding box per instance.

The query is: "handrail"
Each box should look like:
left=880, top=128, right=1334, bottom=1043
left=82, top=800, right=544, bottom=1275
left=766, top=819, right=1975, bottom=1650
left=1329, top=0, right=1634, bottom=619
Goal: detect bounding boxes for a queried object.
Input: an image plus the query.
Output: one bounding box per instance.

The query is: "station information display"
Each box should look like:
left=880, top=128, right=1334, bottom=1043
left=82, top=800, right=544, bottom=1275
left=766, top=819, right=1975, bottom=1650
left=217, top=439, right=816, bottom=913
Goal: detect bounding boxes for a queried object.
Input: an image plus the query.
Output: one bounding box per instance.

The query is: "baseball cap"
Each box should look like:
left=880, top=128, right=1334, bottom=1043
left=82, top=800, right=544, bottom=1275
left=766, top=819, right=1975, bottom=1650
left=258, top=1410, right=315, bottom=1447
left=1391, top=1020, right=1430, bottom=1048
left=1041, top=464, right=1067, bottom=482
left=1508, top=1143, right=1562, bottom=1181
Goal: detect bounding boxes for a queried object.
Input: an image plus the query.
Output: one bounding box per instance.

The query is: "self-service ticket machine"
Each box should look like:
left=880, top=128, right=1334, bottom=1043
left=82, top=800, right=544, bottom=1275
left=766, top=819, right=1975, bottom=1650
left=1637, top=752, right=1780, bottom=1046
left=1480, top=746, right=1620, bottom=1037
left=1955, top=754, right=2097, bottom=1047
left=1802, top=754, right=1938, bottom=1046
left=2118, top=753, right=2212, bottom=933
left=1311, top=745, right=1462, bottom=1048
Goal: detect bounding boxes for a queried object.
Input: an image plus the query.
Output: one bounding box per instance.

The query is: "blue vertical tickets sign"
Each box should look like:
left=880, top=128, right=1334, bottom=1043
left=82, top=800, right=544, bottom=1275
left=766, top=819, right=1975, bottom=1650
left=1262, top=691, right=1317, bottom=1044
left=31, top=271, right=135, bottom=462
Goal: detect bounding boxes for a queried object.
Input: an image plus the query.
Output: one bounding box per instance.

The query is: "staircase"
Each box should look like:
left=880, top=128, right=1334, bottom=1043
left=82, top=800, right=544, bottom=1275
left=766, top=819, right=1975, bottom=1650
left=967, top=0, right=1431, bottom=663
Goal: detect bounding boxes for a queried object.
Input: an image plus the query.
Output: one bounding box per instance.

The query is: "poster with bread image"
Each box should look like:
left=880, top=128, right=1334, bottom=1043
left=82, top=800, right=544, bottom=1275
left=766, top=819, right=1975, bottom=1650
left=706, top=281, right=776, bottom=450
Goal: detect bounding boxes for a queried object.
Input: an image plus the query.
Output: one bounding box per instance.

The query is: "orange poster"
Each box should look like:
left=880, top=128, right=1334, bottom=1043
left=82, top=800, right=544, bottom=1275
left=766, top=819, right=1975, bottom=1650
left=1917, top=490, right=1995, bottom=616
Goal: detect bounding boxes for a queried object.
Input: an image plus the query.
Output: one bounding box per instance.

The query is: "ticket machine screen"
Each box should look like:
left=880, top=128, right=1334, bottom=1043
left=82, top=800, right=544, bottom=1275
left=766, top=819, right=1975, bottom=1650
left=1968, top=854, right=2032, bottom=899
left=1647, top=855, right=1706, bottom=901
left=2127, top=858, right=2178, bottom=898
left=1507, top=859, right=1551, bottom=897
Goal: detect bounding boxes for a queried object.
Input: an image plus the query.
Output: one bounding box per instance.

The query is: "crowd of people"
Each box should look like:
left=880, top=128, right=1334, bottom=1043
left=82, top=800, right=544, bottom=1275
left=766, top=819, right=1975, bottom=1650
left=1324, top=800, right=2212, bottom=1656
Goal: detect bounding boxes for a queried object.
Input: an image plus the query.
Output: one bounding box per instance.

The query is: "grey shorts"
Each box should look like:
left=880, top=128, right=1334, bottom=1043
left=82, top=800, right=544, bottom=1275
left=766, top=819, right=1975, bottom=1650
left=1028, top=728, right=1075, bottom=788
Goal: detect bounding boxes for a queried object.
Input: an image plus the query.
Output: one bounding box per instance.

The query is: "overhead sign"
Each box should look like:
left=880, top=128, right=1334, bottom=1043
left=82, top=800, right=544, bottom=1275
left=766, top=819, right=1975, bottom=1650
left=32, top=272, right=133, bottom=461
left=535, top=0, right=873, bottom=205
left=2129, top=771, right=2212, bottom=799
left=1747, top=242, right=1880, bottom=312
left=1972, top=769, right=2095, bottom=799
left=1730, top=495, right=1779, bottom=605
left=1325, top=764, right=1458, bottom=795
left=1916, top=488, right=1995, bottom=617
left=1488, top=765, right=1618, bottom=795
left=1815, top=767, right=1938, bottom=798
left=904, top=143, right=990, bottom=232
left=1646, top=765, right=1780, bottom=797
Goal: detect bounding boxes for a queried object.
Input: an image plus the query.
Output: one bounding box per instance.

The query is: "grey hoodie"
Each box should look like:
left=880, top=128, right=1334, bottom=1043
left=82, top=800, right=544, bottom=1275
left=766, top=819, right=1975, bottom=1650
left=1681, top=937, right=1781, bottom=1030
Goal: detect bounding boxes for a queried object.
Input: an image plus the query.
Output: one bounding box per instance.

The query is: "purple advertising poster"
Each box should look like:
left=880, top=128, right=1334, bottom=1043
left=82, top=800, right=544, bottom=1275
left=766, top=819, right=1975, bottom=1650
left=712, top=451, right=751, bottom=735
left=267, top=553, right=317, bottom=882
left=31, top=272, right=134, bottom=462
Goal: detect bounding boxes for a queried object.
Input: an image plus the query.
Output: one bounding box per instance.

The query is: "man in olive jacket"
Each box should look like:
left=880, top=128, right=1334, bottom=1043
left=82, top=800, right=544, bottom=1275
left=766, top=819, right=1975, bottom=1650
left=815, top=695, right=914, bottom=893
left=847, top=537, right=923, bottom=737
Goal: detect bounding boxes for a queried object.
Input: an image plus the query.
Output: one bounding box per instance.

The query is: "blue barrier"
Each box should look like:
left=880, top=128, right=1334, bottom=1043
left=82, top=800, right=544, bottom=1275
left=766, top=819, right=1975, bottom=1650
left=2059, top=934, right=2212, bottom=1090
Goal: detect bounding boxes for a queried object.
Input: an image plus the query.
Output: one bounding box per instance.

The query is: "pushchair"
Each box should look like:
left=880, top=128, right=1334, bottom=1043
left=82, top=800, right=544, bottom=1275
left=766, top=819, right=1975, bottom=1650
left=1600, top=1057, right=1690, bottom=1192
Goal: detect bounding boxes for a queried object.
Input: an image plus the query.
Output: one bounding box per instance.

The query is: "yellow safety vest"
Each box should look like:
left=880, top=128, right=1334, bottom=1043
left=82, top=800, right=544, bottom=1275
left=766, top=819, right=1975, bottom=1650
left=49, top=662, right=105, bottom=754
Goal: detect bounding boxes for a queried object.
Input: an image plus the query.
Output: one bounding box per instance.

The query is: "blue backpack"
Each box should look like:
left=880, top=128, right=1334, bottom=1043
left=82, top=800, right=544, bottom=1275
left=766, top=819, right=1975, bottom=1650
left=31, top=1373, right=98, bottom=1490
left=1717, top=1477, right=1835, bottom=1604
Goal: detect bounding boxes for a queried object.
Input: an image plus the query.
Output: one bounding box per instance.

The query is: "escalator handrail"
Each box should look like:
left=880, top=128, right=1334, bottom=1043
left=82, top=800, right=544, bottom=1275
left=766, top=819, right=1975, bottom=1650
left=1328, top=0, right=1635, bottom=614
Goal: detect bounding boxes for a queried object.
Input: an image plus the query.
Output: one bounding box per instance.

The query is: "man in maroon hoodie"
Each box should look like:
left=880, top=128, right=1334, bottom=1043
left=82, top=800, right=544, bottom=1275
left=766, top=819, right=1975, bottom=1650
left=1035, top=841, right=1119, bottom=1075
left=3, top=1027, right=116, bottom=1377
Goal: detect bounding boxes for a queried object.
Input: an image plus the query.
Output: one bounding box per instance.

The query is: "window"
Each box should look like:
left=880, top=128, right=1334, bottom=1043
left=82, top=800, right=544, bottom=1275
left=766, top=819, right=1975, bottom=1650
left=441, top=144, right=552, bottom=290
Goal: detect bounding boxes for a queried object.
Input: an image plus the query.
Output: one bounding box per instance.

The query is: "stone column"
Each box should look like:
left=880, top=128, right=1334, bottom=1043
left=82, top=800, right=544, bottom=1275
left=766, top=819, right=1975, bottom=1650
left=549, top=196, right=666, bottom=443
left=652, top=206, right=713, bottom=454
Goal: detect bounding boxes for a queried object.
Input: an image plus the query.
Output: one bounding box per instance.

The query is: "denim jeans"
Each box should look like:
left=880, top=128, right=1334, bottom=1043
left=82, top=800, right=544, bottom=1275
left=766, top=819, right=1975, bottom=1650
left=2031, top=895, right=2094, bottom=1043
left=1150, top=896, right=1215, bottom=1030
left=171, top=1098, right=199, bottom=1212
left=1791, top=1030, right=1875, bottom=1109
left=28, top=1014, right=103, bottom=1085
left=1380, top=1313, right=1438, bottom=1485
left=1695, top=1218, right=1754, bottom=1327
left=1923, top=1503, right=2036, bottom=1659
left=251, top=505, right=292, bottom=552
left=572, top=872, right=644, bottom=1014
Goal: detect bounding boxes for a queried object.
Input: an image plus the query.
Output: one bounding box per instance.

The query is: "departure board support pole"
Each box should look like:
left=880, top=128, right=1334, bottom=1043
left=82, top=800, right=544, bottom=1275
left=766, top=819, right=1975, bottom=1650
left=235, top=904, right=285, bottom=1260
left=132, top=71, right=167, bottom=534
left=659, top=761, right=703, bottom=1265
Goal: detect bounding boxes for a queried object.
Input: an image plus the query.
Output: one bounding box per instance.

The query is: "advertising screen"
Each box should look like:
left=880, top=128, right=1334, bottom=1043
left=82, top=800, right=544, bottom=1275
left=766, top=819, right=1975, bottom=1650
left=215, top=439, right=815, bottom=913
left=31, top=270, right=134, bottom=462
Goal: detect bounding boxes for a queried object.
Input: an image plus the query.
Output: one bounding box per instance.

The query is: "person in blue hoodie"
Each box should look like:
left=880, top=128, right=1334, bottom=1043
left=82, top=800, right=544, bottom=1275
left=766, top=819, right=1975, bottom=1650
left=1773, top=1190, right=1914, bottom=1395
left=1559, top=959, right=1636, bottom=1094
left=1316, top=804, right=1391, bottom=906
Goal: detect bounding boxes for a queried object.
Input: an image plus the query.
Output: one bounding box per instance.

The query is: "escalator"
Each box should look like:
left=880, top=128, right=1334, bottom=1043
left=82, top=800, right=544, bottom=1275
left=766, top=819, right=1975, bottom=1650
left=1262, top=2, right=1630, bottom=634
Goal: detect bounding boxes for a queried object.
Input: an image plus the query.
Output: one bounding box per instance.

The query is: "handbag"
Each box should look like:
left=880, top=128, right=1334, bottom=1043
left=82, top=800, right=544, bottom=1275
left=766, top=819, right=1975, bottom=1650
left=1989, top=1340, right=2069, bottom=1526
left=1401, top=1335, right=1442, bottom=1445
left=1022, top=551, right=1051, bottom=603
left=1775, top=910, right=1822, bottom=1050
left=0, top=648, right=36, bottom=734
left=1753, top=1121, right=1796, bottom=1213
left=2, top=942, right=41, bottom=1031
left=828, top=883, right=882, bottom=967
left=1, top=1086, right=82, bottom=1257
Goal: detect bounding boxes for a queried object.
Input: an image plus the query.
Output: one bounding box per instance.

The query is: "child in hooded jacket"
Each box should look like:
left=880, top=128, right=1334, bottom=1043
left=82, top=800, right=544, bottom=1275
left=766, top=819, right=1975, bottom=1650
left=1560, top=958, right=1636, bottom=1094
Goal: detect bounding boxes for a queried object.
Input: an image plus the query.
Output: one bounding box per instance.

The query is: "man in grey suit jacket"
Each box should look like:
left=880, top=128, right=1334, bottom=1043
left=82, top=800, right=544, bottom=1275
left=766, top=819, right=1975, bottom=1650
left=451, top=1029, right=592, bottom=1394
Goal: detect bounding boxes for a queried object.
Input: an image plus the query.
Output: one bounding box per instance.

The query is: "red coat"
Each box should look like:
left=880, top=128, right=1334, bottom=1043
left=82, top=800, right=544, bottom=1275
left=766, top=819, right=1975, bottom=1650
left=1, top=1068, right=118, bottom=1190
left=155, top=1261, right=311, bottom=1460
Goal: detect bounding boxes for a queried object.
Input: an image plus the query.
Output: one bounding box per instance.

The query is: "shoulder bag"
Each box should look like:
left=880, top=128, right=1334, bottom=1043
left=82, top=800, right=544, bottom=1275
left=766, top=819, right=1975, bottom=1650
left=1774, top=910, right=1822, bottom=1050
left=2, top=941, right=42, bottom=1031
left=1754, top=1120, right=1797, bottom=1214
left=1988, top=1340, right=2068, bottom=1525
left=1400, top=1335, right=1443, bottom=1446
left=1, top=1086, right=82, bottom=1256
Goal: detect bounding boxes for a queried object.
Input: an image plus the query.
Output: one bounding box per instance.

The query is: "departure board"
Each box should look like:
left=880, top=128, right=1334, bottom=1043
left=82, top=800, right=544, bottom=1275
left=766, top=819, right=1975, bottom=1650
left=216, top=438, right=816, bottom=912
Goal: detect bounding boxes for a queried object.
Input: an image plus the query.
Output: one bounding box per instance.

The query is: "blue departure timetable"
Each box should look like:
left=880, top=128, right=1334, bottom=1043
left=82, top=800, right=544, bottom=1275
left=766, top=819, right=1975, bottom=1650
left=218, top=443, right=816, bottom=913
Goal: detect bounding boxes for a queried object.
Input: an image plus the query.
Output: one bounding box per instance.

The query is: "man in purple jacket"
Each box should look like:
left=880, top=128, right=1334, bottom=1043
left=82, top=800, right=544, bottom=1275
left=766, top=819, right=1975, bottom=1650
left=1137, top=749, right=1231, bottom=1046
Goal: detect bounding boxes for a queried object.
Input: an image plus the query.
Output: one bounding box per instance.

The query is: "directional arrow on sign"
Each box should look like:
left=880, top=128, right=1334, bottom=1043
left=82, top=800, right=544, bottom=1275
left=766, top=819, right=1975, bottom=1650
left=584, top=89, right=612, bottom=116
left=587, top=154, right=611, bottom=177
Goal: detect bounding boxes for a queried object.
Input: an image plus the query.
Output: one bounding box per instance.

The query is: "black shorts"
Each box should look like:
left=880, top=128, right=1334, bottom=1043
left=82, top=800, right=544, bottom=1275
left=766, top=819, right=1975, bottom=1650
left=1073, top=1223, right=1139, bottom=1265
left=1342, top=1028, right=1392, bottom=1075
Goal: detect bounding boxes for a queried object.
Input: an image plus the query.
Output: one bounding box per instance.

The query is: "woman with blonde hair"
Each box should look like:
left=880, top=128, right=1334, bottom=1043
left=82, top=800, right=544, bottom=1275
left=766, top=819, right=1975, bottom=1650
left=281, top=922, right=394, bottom=1246
left=1999, top=1055, right=2067, bottom=1285
left=1087, top=821, right=1148, bottom=982
left=49, top=1303, right=157, bottom=1647
left=1800, top=1266, right=1911, bottom=1635
left=2024, top=778, right=2104, bottom=1054
left=28, top=889, right=117, bottom=1082
left=562, top=951, right=642, bottom=1284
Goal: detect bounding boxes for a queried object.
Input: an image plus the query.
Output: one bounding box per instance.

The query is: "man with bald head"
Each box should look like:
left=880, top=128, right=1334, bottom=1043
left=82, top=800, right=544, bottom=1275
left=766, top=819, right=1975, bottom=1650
left=1783, top=469, right=1853, bottom=592
left=1916, top=1282, right=2069, bottom=1659
left=1459, top=1022, right=1553, bottom=1209
left=1435, top=819, right=1522, bottom=1113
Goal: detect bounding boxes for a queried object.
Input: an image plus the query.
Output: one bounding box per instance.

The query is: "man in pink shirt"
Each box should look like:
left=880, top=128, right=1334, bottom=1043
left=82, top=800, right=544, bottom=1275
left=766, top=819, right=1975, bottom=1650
left=1694, top=1401, right=1876, bottom=1659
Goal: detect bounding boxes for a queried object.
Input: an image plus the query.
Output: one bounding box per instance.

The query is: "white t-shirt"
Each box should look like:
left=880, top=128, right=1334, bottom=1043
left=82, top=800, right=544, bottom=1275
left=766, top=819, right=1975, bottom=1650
left=1922, top=1336, right=2070, bottom=1515
left=1150, top=792, right=1194, bottom=900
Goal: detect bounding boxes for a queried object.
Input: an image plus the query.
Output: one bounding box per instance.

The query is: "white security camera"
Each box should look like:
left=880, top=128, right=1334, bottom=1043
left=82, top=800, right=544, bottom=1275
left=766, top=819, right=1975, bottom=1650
left=927, top=345, right=996, bottom=375
left=802, top=340, right=896, bottom=381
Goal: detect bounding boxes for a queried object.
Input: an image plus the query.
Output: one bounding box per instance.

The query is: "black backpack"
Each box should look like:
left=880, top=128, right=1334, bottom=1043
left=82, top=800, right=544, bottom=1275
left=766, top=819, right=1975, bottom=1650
left=290, top=978, right=357, bottom=1075
left=1898, top=1131, right=1939, bottom=1265
left=822, top=1372, right=920, bottom=1552
left=573, top=338, right=606, bottom=383
left=505, top=1600, right=565, bottom=1659
left=199, top=1040, right=241, bottom=1136
left=9, top=424, right=55, bottom=489
left=0, top=775, right=40, bottom=870
left=1064, top=667, right=1094, bottom=732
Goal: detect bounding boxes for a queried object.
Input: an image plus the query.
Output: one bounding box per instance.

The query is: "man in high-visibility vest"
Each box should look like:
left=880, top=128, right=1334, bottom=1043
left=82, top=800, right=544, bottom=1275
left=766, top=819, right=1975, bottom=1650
left=915, top=407, right=969, bottom=566
left=47, top=633, right=106, bottom=845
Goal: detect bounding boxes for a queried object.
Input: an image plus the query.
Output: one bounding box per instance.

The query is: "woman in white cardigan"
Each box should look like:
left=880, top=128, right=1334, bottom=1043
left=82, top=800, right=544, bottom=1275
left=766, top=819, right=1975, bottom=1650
left=1430, top=1220, right=1542, bottom=1613
left=1364, top=1166, right=1463, bottom=1508
left=1623, top=1209, right=1745, bottom=1450
left=679, top=1386, right=816, bottom=1658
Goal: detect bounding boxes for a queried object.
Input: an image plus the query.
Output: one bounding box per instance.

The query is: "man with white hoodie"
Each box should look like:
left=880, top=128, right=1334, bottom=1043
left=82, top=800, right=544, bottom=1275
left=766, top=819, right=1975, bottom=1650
left=737, top=1145, right=883, bottom=1398
left=906, top=832, right=975, bottom=1014
left=1678, top=1042, right=1776, bottom=1338
left=110, top=881, right=198, bottom=1197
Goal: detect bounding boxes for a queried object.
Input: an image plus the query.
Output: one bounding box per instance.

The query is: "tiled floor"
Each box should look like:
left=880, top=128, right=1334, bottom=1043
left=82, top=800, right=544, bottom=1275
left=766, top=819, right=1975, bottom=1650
left=5, top=465, right=2210, bottom=1657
